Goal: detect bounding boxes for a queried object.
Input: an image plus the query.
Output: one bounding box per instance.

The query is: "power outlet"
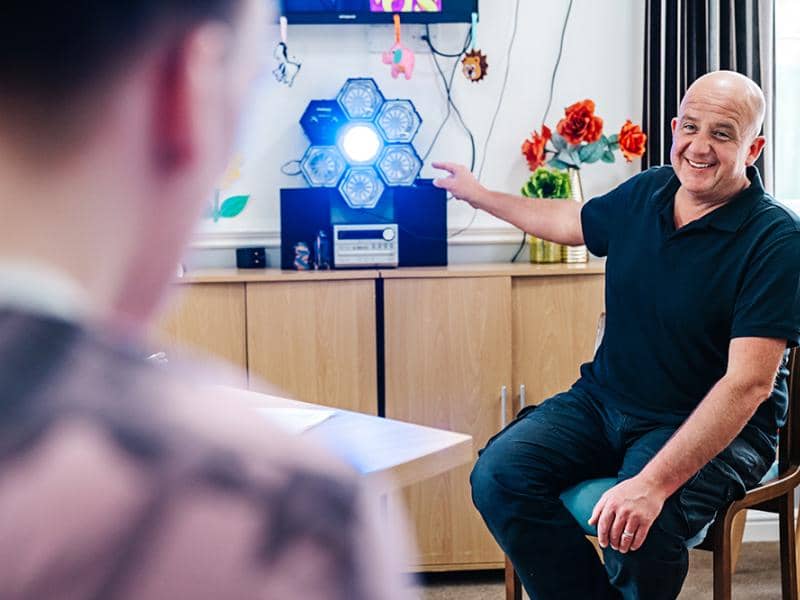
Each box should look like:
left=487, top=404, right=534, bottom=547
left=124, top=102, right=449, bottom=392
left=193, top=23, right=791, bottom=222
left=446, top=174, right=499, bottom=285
left=366, top=23, right=438, bottom=54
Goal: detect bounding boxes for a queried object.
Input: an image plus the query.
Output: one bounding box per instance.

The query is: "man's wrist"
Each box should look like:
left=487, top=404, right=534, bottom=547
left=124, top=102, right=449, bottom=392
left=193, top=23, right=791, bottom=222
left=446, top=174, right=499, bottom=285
left=636, top=467, right=680, bottom=499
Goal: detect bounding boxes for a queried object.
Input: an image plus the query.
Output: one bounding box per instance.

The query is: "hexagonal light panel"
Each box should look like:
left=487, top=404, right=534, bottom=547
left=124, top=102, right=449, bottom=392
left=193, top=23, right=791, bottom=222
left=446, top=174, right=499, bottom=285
left=338, top=167, right=385, bottom=209
left=299, top=145, right=347, bottom=187
left=377, top=144, right=423, bottom=186
left=336, top=78, right=385, bottom=121
left=300, top=100, right=348, bottom=145
left=337, top=122, right=384, bottom=165
left=376, top=100, right=422, bottom=143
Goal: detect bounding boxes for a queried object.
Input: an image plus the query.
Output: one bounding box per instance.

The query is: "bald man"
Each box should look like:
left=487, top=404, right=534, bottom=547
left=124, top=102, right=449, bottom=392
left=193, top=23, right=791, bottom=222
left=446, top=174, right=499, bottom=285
left=436, top=71, right=800, bottom=599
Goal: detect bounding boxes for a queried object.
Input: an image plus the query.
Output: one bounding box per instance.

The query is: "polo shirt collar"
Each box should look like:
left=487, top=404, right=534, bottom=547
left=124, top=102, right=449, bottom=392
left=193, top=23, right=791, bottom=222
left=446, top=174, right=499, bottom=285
left=655, top=166, right=764, bottom=233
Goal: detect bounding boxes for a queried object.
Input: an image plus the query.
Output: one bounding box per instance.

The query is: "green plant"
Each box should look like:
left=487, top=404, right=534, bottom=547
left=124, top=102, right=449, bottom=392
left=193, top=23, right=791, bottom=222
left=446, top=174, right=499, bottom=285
left=206, top=154, right=250, bottom=222
left=521, top=167, right=571, bottom=199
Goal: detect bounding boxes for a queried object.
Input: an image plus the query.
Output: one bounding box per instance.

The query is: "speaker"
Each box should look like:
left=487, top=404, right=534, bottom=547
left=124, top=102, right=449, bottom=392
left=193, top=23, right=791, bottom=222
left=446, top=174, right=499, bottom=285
left=236, top=247, right=266, bottom=269
left=280, top=181, right=447, bottom=269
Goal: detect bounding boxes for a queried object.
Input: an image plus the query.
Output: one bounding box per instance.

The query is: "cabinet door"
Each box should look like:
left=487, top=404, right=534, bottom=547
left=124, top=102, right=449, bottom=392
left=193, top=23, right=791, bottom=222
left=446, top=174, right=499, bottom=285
left=512, top=274, right=604, bottom=409
left=384, top=277, right=512, bottom=571
left=246, top=280, right=377, bottom=415
left=156, top=283, right=248, bottom=385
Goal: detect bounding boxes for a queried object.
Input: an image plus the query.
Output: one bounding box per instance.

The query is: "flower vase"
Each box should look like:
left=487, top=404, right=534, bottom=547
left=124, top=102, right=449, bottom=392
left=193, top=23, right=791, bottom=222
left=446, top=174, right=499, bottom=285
left=562, top=167, right=589, bottom=263
left=529, top=236, right=563, bottom=263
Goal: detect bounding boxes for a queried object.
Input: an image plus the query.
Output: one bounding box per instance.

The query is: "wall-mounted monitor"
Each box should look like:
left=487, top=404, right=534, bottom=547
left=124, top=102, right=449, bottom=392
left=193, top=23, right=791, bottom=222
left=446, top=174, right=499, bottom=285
left=280, top=0, right=478, bottom=24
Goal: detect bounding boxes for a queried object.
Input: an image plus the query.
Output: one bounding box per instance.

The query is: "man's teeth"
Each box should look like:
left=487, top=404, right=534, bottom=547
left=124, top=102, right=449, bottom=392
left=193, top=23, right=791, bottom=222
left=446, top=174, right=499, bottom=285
left=687, top=159, right=710, bottom=168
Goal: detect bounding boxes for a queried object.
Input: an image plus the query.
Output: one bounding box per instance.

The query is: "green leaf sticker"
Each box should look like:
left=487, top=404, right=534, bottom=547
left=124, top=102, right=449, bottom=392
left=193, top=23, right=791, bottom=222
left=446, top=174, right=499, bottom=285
left=601, top=150, right=616, bottom=163
left=607, top=133, right=619, bottom=144
left=218, top=195, right=250, bottom=218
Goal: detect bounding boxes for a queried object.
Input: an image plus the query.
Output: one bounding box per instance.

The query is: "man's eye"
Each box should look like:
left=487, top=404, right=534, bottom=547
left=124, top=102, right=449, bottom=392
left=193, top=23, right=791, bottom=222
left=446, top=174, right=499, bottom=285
left=714, top=131, right=730, bottom=140
left=682, top=123, right=696, bottom=131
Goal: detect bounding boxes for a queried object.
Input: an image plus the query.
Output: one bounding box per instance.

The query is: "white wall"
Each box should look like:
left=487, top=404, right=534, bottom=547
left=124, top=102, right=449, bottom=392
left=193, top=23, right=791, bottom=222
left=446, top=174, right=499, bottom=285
left=188, top=0, right=646, bottom=267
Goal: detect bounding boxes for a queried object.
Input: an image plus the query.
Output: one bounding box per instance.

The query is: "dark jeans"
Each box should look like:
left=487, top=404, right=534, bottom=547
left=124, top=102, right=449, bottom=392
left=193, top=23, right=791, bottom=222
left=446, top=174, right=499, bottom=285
left=470, top=388, right=773, bottom=600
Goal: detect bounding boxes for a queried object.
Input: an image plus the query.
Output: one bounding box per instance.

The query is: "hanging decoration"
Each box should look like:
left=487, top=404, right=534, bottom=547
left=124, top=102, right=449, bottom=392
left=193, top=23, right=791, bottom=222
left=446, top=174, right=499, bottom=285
left=273, top=16, right=302, bottom=86
left=382, top=14, right=415, bottom=80
left=461, top=12, right=488, bottom=83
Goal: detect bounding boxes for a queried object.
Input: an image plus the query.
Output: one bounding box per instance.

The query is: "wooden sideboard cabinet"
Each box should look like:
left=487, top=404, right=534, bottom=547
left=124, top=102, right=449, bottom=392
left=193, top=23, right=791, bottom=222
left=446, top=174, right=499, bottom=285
left=511, top=274, right=606, bottom=411
left=157, top=282, right=248, bottom=386
left=383, top=275, right=513, bottom=571
left=246, top=278, right=378, bottom=415
left=381, top=265, right=605, bottom=571
left=156, top=264, right=605, bottom=572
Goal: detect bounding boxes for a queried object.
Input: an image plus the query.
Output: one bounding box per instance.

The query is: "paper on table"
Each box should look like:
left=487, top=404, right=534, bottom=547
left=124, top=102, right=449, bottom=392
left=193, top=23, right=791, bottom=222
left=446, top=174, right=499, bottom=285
left=255, top=407, right=336, bottom=435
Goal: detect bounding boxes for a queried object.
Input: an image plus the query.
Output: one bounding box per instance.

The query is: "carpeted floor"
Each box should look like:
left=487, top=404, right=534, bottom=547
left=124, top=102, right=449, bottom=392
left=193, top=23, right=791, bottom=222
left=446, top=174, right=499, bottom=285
left=412, top=542, right=783, bottom=599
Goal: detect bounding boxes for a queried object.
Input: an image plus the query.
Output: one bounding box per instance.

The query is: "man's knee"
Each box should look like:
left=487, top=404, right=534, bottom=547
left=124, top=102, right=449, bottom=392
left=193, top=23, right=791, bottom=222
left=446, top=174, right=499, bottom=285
left=470, top=442, right=510, bottom=517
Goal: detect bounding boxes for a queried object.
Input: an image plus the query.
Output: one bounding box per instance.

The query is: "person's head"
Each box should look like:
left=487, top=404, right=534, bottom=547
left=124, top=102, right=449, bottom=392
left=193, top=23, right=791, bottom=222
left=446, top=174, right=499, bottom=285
left=0, top=1, right=271, bottom=330
left=670, top=70, right=766, bottom=205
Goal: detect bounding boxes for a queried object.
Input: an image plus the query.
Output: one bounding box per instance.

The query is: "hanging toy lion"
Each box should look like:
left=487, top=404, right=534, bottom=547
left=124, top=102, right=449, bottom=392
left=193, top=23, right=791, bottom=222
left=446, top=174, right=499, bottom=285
left=462, top=49, right=488, bottom=83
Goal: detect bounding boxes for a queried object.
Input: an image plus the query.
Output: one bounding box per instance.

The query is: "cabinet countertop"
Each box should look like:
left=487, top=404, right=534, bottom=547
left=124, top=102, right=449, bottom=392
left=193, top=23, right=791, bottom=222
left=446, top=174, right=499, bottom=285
left=176, top=261, right=605, bottom=284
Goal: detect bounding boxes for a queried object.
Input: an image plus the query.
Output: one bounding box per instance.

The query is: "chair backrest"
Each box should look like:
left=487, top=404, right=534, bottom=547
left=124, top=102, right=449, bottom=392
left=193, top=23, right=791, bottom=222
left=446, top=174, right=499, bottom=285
left=781, top=347, right=800, bottom=472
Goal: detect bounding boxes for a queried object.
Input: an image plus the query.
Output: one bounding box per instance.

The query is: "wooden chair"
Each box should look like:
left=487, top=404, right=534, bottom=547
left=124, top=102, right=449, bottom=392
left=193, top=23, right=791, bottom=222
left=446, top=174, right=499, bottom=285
left=505, top=336, right=800, bottom=600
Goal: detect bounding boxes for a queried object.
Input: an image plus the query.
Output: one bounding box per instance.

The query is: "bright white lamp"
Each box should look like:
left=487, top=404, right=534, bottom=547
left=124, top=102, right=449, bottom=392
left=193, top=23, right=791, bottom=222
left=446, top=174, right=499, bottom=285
left=340, top=124, right=382, bottom=164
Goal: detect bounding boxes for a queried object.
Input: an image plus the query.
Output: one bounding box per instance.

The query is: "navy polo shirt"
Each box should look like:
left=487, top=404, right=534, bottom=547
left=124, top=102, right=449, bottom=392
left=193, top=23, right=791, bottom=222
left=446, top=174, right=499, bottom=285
left=576, top=165, right=800, bottom=452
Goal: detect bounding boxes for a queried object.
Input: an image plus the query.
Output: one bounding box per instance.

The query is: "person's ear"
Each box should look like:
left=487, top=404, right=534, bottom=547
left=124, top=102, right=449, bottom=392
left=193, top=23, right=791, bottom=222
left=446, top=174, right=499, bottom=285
left=671, top=117, right=678, bottom=135
left=745, top=136, right=766, bottom=167
left=151, top=23, right=232, bottom=174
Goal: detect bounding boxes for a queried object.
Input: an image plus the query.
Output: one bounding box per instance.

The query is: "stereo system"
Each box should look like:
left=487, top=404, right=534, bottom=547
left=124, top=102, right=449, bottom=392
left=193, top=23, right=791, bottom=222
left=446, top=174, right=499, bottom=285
left=280, top=180, right=447, bottom=270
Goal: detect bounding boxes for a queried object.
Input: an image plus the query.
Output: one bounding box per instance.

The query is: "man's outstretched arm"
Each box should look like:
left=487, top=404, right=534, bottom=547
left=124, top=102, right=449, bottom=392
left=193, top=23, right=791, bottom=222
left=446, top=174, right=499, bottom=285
left=433, top=162, right=584, bottom=246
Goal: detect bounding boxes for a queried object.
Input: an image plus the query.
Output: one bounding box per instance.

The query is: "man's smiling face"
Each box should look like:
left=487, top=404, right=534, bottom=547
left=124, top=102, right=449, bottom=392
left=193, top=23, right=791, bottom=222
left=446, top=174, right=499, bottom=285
left=670, top=72, right=765, bottom=206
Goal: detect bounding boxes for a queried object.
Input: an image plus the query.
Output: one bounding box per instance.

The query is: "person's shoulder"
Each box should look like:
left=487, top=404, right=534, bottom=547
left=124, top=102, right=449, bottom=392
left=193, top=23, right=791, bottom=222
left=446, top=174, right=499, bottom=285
left=751, top=193, right=800, bottom=237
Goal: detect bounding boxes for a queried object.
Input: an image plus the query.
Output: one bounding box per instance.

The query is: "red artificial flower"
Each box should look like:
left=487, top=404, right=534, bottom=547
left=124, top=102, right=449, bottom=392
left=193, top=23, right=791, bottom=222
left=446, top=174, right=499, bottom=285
left=557, top=99, right=603, bottom=145
left=521, top=125, right=552, bottom=171
left=618, top=120, right=647, bottom=162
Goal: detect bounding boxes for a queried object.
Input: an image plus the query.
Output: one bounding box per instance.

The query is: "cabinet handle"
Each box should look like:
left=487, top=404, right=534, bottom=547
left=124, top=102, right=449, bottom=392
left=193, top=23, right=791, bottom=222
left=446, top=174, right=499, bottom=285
left=519, top=384, right=526, bottom=413
left=501, top=385, right=508, bottom=428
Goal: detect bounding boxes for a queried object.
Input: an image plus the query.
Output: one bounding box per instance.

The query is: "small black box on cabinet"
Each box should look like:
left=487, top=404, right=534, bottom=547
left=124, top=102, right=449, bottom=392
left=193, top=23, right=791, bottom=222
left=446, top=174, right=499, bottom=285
left=236, top=247, right=266, bottom=269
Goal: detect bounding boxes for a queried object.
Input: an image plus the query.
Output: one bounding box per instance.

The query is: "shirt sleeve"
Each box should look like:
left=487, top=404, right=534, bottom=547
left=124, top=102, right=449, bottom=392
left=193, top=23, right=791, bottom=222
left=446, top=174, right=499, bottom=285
left=731, top=231, right=800, bottom=347
left=580, top=174, right=639, bottom=257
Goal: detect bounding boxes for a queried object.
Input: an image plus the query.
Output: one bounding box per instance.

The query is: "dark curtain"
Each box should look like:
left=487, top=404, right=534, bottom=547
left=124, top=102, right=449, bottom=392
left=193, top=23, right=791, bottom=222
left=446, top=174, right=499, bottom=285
left=642, top=0, right=774, bottom=183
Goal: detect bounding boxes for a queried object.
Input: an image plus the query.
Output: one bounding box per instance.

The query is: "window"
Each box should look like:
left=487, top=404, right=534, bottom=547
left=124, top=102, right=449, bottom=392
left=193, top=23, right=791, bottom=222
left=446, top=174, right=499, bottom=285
left=776, top=0, right=800, bottom=212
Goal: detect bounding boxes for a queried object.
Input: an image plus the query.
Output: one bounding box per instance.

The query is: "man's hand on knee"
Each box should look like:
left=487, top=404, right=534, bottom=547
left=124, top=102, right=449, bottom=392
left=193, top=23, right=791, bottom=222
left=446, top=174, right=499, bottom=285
left=588, top=476, right=667, bottom=553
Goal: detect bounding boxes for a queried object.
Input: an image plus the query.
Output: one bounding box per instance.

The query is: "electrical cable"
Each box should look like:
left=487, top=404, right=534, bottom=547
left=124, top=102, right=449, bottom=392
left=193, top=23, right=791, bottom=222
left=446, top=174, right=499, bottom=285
left=422, top=26, right=475, bottom=170
left=449, top=0, right=523, bottom=240
left=509, top=0, right=574, bottom=262
left=280, top=159, right=302, bottom=176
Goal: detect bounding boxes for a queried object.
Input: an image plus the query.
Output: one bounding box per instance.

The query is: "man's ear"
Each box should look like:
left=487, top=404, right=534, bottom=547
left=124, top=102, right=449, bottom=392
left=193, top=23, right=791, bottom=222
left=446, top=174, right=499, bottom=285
left=671, top=117, right=678, bottom=135
left=746, top=136, right=766, bottom=167
left=151, top=23, right=231, bottom=174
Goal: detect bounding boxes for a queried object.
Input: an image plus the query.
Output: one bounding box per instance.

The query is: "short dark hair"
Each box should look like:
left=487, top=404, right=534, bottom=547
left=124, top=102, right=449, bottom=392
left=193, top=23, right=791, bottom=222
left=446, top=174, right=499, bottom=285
left=0, top=1, right=242, bottom=126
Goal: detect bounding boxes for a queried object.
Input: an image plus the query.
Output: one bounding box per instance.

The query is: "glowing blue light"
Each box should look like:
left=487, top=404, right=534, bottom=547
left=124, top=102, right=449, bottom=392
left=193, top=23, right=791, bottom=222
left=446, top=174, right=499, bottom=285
left=339, top=123, right=383, bottom=164
left=336, top=78, right=385, bottom=120
left=376, top=100, right=422, bottom=143
left=298, top=79, right=425, bottom=208
left=377, top=144, right=423, bottom=186
left=299, top=145, right=347, bottom=187
left=339, top=167, right=385, bottom=209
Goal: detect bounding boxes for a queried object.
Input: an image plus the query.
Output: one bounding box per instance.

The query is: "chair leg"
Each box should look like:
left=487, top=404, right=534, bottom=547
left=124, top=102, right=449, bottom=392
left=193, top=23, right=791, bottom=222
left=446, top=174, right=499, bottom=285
left=730, top=509, right=747, bottom=573
left=712, top=512, right=734, bottom=600
left=504, top=554, right=522, bottom=600
left=778, top=494, right=798, bottom=600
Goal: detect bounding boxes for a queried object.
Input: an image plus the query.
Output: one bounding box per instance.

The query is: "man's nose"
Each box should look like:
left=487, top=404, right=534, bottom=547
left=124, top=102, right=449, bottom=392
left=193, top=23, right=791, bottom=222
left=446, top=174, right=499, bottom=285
left=686, top=134, right=713, bottom=156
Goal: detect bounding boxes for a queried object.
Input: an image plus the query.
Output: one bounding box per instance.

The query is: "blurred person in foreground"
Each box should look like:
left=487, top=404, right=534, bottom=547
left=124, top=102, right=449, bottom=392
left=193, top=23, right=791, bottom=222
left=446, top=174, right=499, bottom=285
left=0, top=2, right=409, bottom=599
